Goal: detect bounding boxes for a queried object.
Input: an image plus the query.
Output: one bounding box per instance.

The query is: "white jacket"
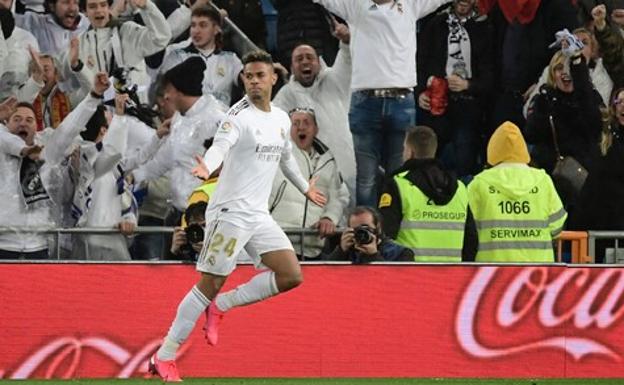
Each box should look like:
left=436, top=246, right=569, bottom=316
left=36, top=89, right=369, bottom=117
left=0, top=95, right=99, bottom=253
left=14, top=12, right=90, bottom=56
left=273, top=43, right=356, bottom=202
left=71, top=114, right=141, bottom=261
left=269, top=139, right=349, bottom=258
left=133, top=95, right=225, bottom=211
left=60, top=1, right=171, bottom=98
left=0, top=27, right=39, bottom=100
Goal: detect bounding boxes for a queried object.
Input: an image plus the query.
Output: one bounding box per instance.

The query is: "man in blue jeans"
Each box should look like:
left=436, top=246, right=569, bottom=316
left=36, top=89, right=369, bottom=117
left=313, top=0, right=452, bottom=206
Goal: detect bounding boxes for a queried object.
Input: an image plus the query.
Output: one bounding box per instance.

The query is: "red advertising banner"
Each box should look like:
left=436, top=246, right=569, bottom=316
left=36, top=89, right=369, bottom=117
left=1, top=264, right=623, bottom=379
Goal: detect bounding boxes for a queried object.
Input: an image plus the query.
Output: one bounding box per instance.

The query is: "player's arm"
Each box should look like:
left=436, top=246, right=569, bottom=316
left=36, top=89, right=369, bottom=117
left=192, top=116, right=240, bottom=179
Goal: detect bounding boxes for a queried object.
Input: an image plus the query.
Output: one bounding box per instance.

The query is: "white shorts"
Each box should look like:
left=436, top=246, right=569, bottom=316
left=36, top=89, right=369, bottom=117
left=196, top=218, right=294, bottom=276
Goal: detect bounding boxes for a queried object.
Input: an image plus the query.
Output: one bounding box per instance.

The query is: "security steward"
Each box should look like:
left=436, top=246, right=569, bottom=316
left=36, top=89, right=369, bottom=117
left=467, top=121, right=567, bottom=262
left=378, top=126, right=477, bottom=262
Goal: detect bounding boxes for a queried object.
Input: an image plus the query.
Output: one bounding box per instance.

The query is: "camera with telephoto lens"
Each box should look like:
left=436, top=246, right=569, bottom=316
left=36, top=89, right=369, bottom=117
left=185, top=223, right=205, bottom=244
left=353, top=224, right=375, bottom=245
left=109, top=67, right=159, bottom=128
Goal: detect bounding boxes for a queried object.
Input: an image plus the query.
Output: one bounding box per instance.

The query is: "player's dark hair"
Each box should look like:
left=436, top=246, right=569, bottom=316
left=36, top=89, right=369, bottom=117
left=242, top=50, right=274, bottom=67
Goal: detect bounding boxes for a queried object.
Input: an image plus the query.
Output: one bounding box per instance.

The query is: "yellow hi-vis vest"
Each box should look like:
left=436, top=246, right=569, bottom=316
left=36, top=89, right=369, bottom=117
left=181, top=178, right=218, bottom=227
left=467, top=167, right=567, bottom=263
left=394, top=171, right=468, bottom=262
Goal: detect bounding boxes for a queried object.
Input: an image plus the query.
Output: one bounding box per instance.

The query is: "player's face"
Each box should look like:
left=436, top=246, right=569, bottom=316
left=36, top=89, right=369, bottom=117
left=291, top=45, right=320, bottom=87
left=54, top=0, right=79, bottom=29
left=7, top=107, right=37, bottom=146
left=242, top=62, right=277, bottom=102
left=190, top=16, right=219, bottom=50
left=290, top=111, right=317, bottom=151
left=85, top=0, right=110, bottom=28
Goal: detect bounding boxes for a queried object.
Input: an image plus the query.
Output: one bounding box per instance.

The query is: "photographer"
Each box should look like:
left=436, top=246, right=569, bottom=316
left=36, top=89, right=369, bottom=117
left=326, top=206, right=413, bottom=264
left=170, top=200, right=206, bottom=260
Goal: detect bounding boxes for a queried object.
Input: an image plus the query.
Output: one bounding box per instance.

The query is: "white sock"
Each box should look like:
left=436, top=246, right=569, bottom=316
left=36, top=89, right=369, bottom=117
left=157, top=286, right=209, bottom=361
left=215, top=271, right=278, bottom=312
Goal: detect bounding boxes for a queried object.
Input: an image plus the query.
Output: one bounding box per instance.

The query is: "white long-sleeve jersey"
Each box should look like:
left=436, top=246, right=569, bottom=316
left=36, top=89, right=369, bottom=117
left=203, top=96, right=309, bottom=228
left=313, top=0, right=452, bottom=90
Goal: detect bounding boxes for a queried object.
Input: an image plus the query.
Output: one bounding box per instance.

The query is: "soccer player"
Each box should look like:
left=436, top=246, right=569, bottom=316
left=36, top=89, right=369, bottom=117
left=149, top=50, right=327, bottom=382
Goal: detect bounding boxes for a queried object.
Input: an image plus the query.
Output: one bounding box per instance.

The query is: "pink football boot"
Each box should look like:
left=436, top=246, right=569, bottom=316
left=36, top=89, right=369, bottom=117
left=203, top=301, right=225, bottom=346
left=149, top=353, right=182, bottom=382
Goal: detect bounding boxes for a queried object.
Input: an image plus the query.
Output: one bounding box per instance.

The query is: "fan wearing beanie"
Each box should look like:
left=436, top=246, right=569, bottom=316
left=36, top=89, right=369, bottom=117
left=467, top=121, right=567, bottom=262
left=162, top=56, right=206, bottom=99
left=129, top=56, right=226, bottom=226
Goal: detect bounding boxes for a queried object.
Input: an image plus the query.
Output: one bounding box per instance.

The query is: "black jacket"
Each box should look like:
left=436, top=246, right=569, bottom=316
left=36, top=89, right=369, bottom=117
left=273, top=0, right=337, bottom=67
left=489, top=0, right=579, bottom=93
left=570, top=123, right=624, bottom=231
left=213, top=0, right=267, bottom=48
left=326, top=237, right=415, bottom=264
left=378, top=158, right=478, bottom=261
left=416, top=7, right=494, bottom=99
left=524, top=56, right=603, bottom=174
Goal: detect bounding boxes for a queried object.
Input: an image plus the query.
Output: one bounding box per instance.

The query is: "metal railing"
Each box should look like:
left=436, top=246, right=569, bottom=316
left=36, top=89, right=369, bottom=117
left=587, top=231, right=624, bottom=264
left=0, top=226, right=333, bottom=260
left=0, top=226, right=174, bottom=260
left=0, top=227, right=620, bottom=264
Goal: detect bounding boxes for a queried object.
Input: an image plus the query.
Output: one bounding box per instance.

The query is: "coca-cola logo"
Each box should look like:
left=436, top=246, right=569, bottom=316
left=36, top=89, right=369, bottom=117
left=1, top=337, right=190, bottom=379
left=456, top=266, right=624, bottom=361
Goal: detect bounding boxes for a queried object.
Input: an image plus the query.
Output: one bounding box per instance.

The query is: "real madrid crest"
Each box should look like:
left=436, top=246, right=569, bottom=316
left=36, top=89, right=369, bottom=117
left=217, top=66, right=226, bottom=77
left=221, top=121, right=232, bottom=132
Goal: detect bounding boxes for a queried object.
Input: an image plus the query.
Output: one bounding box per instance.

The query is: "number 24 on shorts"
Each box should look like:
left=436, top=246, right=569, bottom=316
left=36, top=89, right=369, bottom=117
left=208, top=233, right=238, bottom=257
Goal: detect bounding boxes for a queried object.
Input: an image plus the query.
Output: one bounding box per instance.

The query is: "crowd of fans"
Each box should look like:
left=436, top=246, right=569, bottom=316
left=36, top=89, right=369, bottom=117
left=1, top=0, right=623, bottom=262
